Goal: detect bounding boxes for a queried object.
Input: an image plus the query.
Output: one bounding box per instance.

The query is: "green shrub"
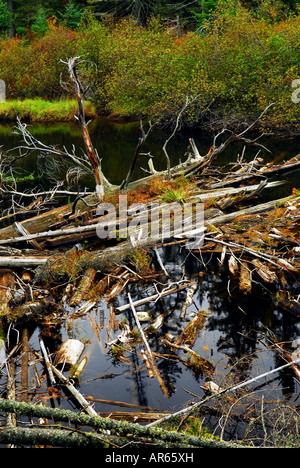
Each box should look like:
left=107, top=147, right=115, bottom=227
left=0, top=3, right=299, bottom=131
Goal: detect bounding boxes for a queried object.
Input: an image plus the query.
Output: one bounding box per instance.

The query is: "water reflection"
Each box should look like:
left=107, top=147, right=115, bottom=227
left=0, top=118, right=299, bottom=191
left=0, top=241, right=299, bottom=442
left=0, top=118, right=299, bottom=442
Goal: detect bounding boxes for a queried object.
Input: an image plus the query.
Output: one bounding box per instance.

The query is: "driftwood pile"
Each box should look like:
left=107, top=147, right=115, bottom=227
left=0, top=57, right=299, bottom=447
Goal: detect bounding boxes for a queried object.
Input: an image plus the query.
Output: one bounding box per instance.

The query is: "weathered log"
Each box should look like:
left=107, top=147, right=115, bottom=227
left=11, top=298, right=52, bottom=320
left=179, top=282, right=198, bottom=320
left=0, top=256, right=49, bottom=267
left=239, top=262, right=252, bottom=294
left=69, top=267, right=96, bottom=306
left=252, top=259, right=278, bottom=284
left=228, top=255, right=239, bottom=276
left=128, top=293, right=170, bottom=397
left=0, top=193, right=98, bottom=242
left=14, top=221, right=43, bottom=251
left=97, top=411, right=170, bottom=423
left=175, top=311, right=209, bottom=346
left=54, top=339, right=85, bottom=369
left=116, top=281, right=196, bottom=313
left=0, top=269, right=15, bottom=315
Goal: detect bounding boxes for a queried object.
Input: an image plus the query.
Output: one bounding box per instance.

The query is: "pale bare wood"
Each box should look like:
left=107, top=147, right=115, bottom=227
left=128, top=293, right=170, bottom=398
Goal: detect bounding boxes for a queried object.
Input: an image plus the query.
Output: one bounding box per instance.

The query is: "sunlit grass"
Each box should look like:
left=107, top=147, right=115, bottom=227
left=0, top=98, right=97, bottom=122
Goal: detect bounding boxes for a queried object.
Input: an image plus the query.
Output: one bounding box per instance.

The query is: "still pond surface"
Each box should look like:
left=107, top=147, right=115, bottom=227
left=0, top=118, right=299, bottom=441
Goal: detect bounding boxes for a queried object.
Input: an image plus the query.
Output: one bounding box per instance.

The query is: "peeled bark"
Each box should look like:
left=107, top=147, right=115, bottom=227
left=239, top=262, right=252, bottom=294
left=0, top=269, right=15, bottom=315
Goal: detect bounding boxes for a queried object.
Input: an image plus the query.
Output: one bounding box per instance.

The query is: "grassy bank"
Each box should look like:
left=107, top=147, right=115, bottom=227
left=0, top=99, right=97, bottom=122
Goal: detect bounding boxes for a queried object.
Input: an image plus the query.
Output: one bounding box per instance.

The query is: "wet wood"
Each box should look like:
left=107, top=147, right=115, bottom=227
left=252, top=259, right=278, bottom=284
left=54, top=339, right=85, bottom=369
left=162, top=338, right=214, bottom=375
left=175, top=311, right=209, bottom=346
left=116, top=281, right=196, bottom=313
left=69, top=268, right=96, bottom=306
left=48, top=360, right=98, bottom=417
left=179, top=282, right=198, bottom=320
left=239, top=262, right=252, bottom=294
left=128, top=293, right=170, bottom=397
left=140, top=349, right=155, bottom=378
left=228, top=255, right=239, bottom=276
left=97, top=411, right=171, bottom=423
left=0, top=269, right=15, bottom=315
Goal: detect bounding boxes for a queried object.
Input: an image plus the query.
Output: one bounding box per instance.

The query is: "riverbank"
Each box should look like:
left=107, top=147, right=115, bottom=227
left=0, top=98, right=298, bottom=139
left=0, top=99, right=97, bottom=122
left=1, top=5, right=300, bottom=133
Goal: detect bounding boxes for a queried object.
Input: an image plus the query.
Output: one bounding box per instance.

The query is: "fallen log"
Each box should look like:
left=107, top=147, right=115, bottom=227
left=49, top=360, right=98, bottom=417
left=97, top=411, right=170, bottom=423
left=201, top=234, right=298, bottom=274
left=252, top=259, right=278, bottom=284
left=54, top=339, right=85, bottom=370
left=179, top=282, right=198, bottom=320
left=239, top=262, right=252, bottom=294
left=14, top=221, right=43, bottom=251
left=128, top=293, right=170, bottom=397
left=12, top=298, right=52, bottom=320
left=209, top=154, right=300, bottom=189
left=175, top=311, right=209, bottom=346
left=0, top=396, right=248, bottom=448
left=0, top=192, right=99, bottom=241
left=116, top=281, right=196, bottom=313
left=0, top=256, right=49, bottom=267
left=69, top=267, right=96, bottom=306
left=0, top=269, right=15, bottom=315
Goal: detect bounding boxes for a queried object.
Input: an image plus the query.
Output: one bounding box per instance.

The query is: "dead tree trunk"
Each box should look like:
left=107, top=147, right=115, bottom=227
left=61, top=57, right=111, bottom=198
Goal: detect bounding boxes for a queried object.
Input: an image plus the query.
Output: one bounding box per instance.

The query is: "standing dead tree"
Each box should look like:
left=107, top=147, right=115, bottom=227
left=60, top=56, right=112, bottom=199
left=9, top=56, right=278, bottom=206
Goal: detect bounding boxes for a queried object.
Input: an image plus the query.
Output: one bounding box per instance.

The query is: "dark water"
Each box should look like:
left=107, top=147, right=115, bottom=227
left=1, top=117, right=299, bottom=191
left=0, top=118, right=299, bottom=442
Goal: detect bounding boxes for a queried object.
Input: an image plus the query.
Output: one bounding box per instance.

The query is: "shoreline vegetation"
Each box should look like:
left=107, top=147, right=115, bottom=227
left=0, top=1, right=300, bottom=449
left=0, top=2, right=300, bottom=133
left=0, top=98, right=97, bottom=122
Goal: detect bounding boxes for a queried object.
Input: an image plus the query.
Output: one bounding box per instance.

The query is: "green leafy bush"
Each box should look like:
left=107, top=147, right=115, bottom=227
left=0, top=2, right=300, bottom=131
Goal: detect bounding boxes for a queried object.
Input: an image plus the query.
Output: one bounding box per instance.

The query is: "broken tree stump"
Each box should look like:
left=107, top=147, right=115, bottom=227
left=69, top=268, right=97, bottom=307
left=0, top=269, right=15, bottom=315
left=239, top=262, right=252, bottom=294
left=54, top=339, right=85, bottom=370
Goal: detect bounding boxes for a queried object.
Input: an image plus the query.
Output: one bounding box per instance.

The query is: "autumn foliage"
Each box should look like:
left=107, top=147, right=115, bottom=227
left=0, top=2, right=299, bottom=130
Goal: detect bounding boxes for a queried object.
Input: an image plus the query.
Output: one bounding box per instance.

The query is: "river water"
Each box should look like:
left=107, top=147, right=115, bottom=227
left=0, top=118, right=299, bottom=443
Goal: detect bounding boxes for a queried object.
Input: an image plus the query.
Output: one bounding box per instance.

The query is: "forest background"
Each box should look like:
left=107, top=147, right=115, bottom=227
left=0, top=0, right=300, bottom=132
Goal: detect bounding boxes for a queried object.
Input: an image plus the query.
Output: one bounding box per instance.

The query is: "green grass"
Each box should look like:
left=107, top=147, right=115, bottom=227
left=0, top=99, right=97, bottom=122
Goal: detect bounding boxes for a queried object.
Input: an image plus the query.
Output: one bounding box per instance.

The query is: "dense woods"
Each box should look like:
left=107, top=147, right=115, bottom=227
left=0, top=0, right=300, bottom=131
